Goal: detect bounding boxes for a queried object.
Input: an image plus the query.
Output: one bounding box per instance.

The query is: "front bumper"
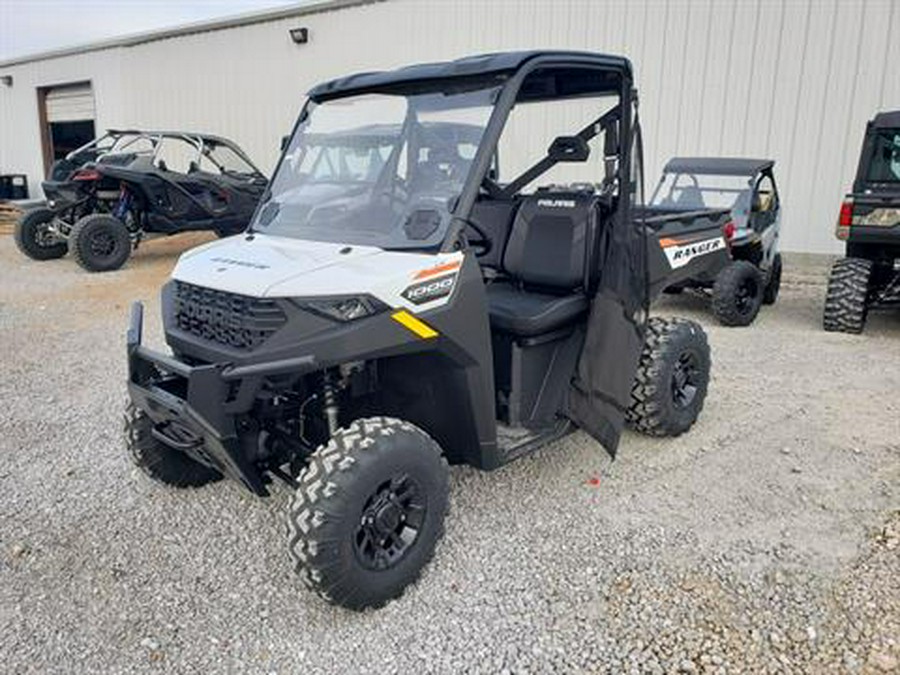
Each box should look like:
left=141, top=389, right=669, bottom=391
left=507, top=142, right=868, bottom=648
left=126, top=302, right=315, bottom=496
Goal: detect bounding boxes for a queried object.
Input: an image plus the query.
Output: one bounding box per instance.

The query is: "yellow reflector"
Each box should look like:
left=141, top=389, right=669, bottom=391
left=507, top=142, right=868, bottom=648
left=391, top=310, right=439, bottom=339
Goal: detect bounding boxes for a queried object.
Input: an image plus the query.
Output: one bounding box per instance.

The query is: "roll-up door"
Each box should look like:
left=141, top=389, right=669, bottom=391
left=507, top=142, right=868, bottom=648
left=46, top=83, right=95, bottom=123
left=39, top=81, right=97, bottom=175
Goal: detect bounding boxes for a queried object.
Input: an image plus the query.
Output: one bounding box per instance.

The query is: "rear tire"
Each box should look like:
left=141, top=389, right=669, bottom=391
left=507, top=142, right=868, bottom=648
left=626, top=317, right=711, bottom=437
left=823, top=257, right=871, bottom=334
left=288, top=417, right=449, bottom=610
left=711, top=260, right=763, bottom=326
left=14, top=207, right=68, bottom=260
left=124, top=401, right=222, bottom=487
left=762, top=252, right=782, bottom=305
left=70, top=213, right=132, bottom=272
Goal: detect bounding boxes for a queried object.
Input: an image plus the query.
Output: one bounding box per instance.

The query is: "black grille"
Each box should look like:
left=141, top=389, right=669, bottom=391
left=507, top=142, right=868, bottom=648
left=174, top=281, right=286, bottom=350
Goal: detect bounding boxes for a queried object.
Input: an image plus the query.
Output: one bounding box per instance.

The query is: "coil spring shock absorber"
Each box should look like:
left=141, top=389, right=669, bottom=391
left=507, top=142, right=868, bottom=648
left=322, top=369, right=341, bottom=436
left=114, top=185, right=133, bottom=220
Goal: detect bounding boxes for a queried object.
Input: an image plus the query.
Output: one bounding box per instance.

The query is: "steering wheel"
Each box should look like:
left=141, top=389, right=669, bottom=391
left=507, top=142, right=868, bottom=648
left=462, top=219, right=492, bottom=257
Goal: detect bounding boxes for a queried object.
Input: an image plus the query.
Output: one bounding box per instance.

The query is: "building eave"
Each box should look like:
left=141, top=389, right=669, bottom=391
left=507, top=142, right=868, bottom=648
left=0, top=0, right=380, bottom=69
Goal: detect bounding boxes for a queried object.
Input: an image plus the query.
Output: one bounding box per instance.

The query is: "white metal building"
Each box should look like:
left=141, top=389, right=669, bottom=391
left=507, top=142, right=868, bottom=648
left=0, top=0, right=897, bottom=254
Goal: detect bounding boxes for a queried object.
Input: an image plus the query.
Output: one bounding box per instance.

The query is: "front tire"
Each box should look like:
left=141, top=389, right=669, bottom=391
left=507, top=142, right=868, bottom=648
left=288, top=417, right=450, bottom=610
left=762, top=253, right=782, bottom=305
left=626, top=317, right=711, bottom=437
left=124, top=401, right=222, bottom=487
left=70, top=213, right=132, bottom=272
left=711, top=260, right=763, bottom=326
left=14, top=207, right=68, bottom=260
left=823, top=257, right=871, bottom=334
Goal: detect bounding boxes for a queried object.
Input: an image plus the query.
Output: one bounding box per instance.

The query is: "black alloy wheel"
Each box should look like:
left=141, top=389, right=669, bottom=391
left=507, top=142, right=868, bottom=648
left=354, top=474, right=426, bottom=571
left=734, top=274, right=760, bottom=317
left=671, top=350, right=701, bottom=410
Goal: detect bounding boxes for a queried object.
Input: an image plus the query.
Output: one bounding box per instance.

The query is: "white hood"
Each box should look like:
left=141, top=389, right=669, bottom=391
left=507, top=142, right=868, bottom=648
left=173, top=234, right=383, bottom=297
left=171, top=233, right=464, bottom=312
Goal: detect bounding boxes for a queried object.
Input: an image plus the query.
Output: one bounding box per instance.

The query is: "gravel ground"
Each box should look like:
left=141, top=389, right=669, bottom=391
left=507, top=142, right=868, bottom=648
left=1, top=234, right=898, bottom=674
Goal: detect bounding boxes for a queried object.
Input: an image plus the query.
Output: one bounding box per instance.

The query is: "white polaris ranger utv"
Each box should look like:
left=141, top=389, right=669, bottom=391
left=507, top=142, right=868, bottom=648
left=125, top=51, right=723, bottom=610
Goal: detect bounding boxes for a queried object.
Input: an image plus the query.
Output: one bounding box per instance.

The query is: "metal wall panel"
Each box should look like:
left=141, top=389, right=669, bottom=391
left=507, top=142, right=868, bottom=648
left=0, top=0, right=897, bottom=253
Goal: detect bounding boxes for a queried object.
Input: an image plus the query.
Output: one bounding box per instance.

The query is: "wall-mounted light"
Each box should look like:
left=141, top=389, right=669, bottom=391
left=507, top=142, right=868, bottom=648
left=0, top=75, right=12, bottom=87
left=289, top=27, right=309, bottom=44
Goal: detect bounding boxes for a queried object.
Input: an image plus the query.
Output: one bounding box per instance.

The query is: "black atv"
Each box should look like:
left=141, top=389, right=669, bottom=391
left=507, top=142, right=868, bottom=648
left=15, top=130, right=267, bottom=272
left=649, top=157, right=783, bottom=326
left=125, top=51, right=729, bottom=610
left=823, top=111, right=900, bottom=333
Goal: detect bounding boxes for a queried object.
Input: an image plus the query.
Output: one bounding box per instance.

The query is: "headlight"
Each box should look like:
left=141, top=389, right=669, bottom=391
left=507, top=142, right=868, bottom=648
left=298, top=295, right=389, bottom=322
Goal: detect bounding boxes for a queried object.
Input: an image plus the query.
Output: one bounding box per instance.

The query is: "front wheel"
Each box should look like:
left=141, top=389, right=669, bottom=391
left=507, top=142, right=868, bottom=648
left=288, top=417, right=449, bottom=610
left=14, top=207, right=68, bottom=260
left=711, top=260, right=764, bottom=326
left=70, top=213, right=132, bottom=272
left=626, top=317, right=711, bottom=437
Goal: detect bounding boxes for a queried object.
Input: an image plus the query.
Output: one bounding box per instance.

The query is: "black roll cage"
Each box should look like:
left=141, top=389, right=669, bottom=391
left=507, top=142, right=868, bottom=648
left=444, top=55, right=636, bottom=253
left=260, top=54, right=637, bottom=255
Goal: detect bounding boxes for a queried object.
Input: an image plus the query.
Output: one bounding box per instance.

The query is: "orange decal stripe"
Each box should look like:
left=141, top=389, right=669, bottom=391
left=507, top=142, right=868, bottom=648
left=659, top=234, right=712, bottom=248
left=414, top=260, right=461, bottom=280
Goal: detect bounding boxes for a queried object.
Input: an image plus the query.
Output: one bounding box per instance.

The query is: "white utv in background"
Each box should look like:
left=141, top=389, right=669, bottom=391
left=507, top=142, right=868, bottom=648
left=649, top=157, right=783, bottom=326
left=125, top=51, right=724, bottom=610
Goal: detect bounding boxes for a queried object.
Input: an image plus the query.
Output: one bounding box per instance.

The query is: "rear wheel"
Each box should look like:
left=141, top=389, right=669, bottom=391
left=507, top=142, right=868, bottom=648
left=123, top=401, right=222, bottom=487
left=288, top=417, right=449, bottom=610
left=711, top=260, right=763, bottom=326
left=762, top=253, right=782, bottom=305
left=70, top=213, right=132, bottom=272
left=626, top=317, right=711, bottom=437
left=14, top=207, right=68, bottom=260
left=823, top=257, right=871, bottom=334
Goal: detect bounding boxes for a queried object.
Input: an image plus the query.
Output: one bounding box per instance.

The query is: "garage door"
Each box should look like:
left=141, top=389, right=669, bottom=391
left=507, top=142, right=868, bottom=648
left=45, top=83, right=95, bottom=123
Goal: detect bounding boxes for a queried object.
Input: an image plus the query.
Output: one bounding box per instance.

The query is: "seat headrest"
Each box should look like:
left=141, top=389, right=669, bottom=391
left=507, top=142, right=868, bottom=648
left=502, top=193, right=595, bottom=289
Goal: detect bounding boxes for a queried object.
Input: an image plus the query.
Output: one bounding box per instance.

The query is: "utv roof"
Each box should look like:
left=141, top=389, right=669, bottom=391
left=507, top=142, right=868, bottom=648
left=308, top=50, right=632, bottom=101
left=663, top=157, right=775, bottom=176
left=871, top=111, right=900, bottom=129
left=105, top=129, right=240, bottom=147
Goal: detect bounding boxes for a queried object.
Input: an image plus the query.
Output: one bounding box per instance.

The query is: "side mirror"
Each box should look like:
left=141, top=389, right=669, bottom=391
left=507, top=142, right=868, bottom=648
left=547, top=136, right=590, bottom=162
left=280, top=135, right=290, bottom=152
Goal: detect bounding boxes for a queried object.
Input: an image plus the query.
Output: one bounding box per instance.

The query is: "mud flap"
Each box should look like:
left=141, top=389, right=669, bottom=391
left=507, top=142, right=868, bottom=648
left=566, top=289, right=644, bottom=457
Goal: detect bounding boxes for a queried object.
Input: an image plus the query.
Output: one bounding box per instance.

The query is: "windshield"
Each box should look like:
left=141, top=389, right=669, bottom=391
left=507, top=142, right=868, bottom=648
left=253, top=85, right=498, bottom=249
left=650, top=172, right=752, bottom=212
left=865, top=129, right=900, bottom=184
